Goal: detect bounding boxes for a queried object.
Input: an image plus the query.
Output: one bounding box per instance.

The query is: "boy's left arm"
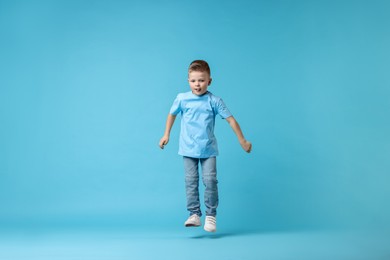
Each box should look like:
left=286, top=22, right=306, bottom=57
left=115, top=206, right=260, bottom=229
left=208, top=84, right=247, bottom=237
left=226, top=116, right=252, bottom=153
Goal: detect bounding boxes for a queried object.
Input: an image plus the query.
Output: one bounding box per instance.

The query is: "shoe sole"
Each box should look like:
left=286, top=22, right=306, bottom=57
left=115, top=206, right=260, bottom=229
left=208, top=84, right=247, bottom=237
left=204, top=226, right=216, bottom=232
left=185, top=223, right=201, bottom=227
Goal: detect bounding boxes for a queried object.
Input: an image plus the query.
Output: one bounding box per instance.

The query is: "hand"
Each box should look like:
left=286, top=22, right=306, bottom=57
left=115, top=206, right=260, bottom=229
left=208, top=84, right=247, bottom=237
left=240, top=140, right=252, bottom=153
left=159, top=136, right=169, bottom=149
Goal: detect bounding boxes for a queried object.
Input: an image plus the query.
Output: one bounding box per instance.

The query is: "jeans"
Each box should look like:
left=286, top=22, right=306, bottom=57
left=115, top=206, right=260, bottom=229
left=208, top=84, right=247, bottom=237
left=183, top=156, right=218, bottom=217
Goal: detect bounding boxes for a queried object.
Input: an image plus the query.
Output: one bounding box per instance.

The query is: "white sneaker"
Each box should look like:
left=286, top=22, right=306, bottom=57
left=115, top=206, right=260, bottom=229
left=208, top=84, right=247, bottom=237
left=204, top=216, right=217, bottom=232
left=184, top=214, right=201, bottom=227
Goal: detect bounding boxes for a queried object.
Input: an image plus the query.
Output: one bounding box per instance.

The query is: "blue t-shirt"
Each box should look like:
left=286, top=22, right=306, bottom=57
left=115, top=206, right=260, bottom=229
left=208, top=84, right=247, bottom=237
left=169, top=91, right=232, bottom=158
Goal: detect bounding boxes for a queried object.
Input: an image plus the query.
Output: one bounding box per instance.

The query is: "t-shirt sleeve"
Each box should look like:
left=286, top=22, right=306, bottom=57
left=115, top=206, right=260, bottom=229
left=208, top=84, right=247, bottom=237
left=169, top=95, right=182, bottom=115
left=216, top=98, right=232, bottom=119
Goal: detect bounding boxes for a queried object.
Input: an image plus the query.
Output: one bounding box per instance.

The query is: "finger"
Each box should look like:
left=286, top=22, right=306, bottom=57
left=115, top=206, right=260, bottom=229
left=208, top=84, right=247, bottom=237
left=160, top=140, right=167, bottom=149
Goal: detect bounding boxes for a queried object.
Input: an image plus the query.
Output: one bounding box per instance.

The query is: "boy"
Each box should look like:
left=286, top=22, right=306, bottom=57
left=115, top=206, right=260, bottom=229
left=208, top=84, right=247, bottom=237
left=159, top=60, right=252, bottom=232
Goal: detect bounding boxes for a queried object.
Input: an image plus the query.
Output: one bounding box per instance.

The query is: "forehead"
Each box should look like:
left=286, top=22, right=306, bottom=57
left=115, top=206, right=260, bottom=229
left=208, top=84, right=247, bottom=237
left=188, top=71, right=210, bottom=78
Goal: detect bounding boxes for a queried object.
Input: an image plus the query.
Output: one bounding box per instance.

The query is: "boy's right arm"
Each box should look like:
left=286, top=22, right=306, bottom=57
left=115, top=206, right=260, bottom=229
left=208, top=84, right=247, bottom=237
left=159, top=114, right=177, bottom=149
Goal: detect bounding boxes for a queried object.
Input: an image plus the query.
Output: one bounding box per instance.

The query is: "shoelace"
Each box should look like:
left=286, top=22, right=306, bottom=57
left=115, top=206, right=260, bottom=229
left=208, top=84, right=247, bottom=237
left=206, top=217, right=216, bottom=225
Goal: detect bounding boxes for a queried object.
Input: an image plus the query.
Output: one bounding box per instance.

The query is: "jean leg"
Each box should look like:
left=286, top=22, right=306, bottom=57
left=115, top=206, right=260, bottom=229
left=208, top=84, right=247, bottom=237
left=201, top=157, right=218, bottom=217
left=183, top=156, right=202, bottom=217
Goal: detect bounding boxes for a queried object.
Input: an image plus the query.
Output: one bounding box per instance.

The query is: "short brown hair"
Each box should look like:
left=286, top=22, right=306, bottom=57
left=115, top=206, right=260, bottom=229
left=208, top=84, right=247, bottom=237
left=188, top=60, right=211, bottom=76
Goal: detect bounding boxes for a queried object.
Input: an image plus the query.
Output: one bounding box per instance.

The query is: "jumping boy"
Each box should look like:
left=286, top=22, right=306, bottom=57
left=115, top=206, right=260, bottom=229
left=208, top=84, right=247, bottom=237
left=159, top=60, right=252, bottom=232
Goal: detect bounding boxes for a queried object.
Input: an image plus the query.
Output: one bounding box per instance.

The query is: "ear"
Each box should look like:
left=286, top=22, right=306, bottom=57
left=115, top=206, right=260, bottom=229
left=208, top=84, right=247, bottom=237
left=208, top=78, right=212, bottom=86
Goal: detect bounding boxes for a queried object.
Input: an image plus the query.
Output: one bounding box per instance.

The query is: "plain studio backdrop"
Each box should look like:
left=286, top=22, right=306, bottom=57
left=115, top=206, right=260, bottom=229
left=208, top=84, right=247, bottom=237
left=1, top=0, right=389, bottom=234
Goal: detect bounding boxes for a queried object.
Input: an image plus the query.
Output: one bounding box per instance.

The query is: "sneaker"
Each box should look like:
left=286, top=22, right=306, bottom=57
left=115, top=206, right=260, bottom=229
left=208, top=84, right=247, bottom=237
left=184, top=214, right=201, bottom=227
left=204, top=216, right=217, bottom=232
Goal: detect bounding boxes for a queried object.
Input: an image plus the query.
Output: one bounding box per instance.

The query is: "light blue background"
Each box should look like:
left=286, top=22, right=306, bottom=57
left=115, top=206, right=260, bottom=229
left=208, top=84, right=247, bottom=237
left=1, top=0, right=389, bottom=233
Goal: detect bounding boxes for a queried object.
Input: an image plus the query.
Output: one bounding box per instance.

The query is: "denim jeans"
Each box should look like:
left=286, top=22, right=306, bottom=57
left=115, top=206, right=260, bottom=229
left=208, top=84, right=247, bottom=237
left=183, top=156, right=218, bottom=217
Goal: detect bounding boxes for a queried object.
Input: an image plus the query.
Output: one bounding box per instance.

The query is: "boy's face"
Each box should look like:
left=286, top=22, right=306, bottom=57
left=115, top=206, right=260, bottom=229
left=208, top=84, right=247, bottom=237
left=188, top=71, right=212, bottom=96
